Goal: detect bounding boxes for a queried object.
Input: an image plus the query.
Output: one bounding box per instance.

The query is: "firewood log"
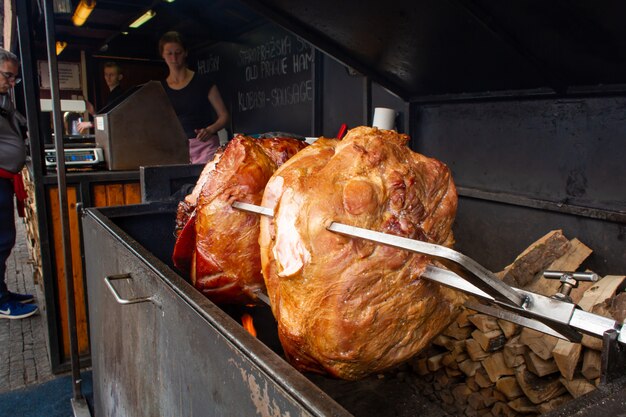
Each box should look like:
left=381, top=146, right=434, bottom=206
left=577, top=275, right=626, bottom=351
left=559, top=377, right=596, bottom=399
left=437, top=388, right=454, bottom=405
left=467, top=391, right=486, bottom=410
left=466, top=338, right=490, bottom=361
left=434, top=369, right=450, bottom=388
left=482, top=352, right=515, bottom=383
left=601, top=292, right=626, bottom=322
left=536, top=393, right=574, bottom=414
left=464, top=406, right=479, bottom=417
left=475, top=367, right=494, bottom=388
left=502, top=335, right=527, bottom=368
left=495, top=376, right=524, bottom=400
left=480, top=387, right=502, bottom=408
left=472, top=329, right=507, bottom=353
left=497, top=230, right=570, bottom=287
left=469, top=314, right=500, bottom=332
left=432, top=334, right=455, bottom=350
left=519, top=328, right=558, bottom=360
left=444, top=321, right=474, bottom=340
left=442, top=351, right=461, bottom=368
left=525, top=238, right=593, bottom=300
left=581, top=349, right=601, bottom=380
left=552, top=339, right=582, bottom=380
left=466, top=375, right=479, bottom=392
left=491, top=401, right=516, bottom=417
left=455, top=353, right=470, bottom=365
left=452, top=383, right=472, bottom=407
left=578, top=275, right=626, bottom=311
left=523, top=350, right=559, bottom=377
left=497, top=319, right=520, bottom=339
left=409, top=357, right=430, bottom=376
left=456, top=308, right=474, bottom=328
left=427, top=352, right=445, bottom=372
left=445, top=366, right=464, bottom=378
left=581, top=334, right=603, bottom=351
left=507, top=396, right=538, bottom=414
left=459, top=359, right=483, bottom=377
left=515, top=365, right=566, bottom=404
left=433, top=334, right=466, bottom=353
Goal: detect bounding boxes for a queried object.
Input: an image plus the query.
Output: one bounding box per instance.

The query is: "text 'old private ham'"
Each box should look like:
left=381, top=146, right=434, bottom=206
left=259, top=126, right=465, bottom=380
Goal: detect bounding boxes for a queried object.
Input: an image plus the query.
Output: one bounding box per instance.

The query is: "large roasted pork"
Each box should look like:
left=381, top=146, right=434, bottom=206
left=172, top=135, right=306, bottom=304
left=259, top=126, right=463, bottom=380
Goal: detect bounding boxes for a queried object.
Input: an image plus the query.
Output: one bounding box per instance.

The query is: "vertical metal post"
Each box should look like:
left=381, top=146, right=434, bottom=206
left=408, top=101, right=420, bottom=150
left=41, top=1, right=88, bottom=413
left=311, top=49, right=323, bottom=136
left=363, top=76, right=372, bottom=125
left=15, top=0, right=65, bottom=373
left=15, top=1, right=43, bottom=174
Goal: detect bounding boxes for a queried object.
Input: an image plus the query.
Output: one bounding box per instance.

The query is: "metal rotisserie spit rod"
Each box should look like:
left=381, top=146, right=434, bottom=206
left=232, top=201, right=626, bottom=347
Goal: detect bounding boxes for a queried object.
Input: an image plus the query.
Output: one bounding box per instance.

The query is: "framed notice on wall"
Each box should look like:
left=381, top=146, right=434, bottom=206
left=38, top=60, right=82, bottom=90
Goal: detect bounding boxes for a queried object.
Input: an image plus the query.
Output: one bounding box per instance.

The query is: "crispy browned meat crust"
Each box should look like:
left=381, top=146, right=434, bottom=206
left=260, top=127, right=463, bottom=380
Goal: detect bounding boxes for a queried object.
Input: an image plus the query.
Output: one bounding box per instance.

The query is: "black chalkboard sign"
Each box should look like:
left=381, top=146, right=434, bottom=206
left=194, top=24, right=314, bottom=137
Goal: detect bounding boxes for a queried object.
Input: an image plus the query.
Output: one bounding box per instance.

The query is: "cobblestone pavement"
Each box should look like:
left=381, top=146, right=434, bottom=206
left=0, top=214, right=54, bottom=394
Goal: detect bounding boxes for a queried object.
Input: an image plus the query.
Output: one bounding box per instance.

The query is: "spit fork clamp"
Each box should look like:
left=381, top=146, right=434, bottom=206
left=543, top=270, right=599, bottom=303
left=232, top=201, right=626, bottom=381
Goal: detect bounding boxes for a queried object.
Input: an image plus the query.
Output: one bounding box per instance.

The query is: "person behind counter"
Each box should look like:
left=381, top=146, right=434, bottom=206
left=77, top=61, right=125, bottom=133
left=0, top=48, right=38, bottom=319
left=159, top=31, right=229, bottom=164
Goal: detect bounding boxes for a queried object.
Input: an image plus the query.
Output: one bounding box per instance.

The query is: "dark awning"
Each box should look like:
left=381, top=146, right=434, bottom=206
left=238, top=0, right=626, bottom=100
left=44, top=0, right=626, bottom=101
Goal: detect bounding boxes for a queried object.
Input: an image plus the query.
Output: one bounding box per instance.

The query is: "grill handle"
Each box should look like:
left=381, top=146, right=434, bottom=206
left=104, top=273, right=156, bottom=305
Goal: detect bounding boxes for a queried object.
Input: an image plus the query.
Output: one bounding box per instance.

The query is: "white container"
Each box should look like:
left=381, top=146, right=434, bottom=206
left=372, top=107, right=396, bottom=130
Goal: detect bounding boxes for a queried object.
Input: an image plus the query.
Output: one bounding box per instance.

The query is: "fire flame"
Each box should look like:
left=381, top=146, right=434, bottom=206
left=241, top=313, right=257, bottom=337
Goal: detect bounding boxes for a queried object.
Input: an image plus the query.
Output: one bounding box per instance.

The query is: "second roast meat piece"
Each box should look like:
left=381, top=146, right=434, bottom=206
left=260, top=126, right=464, bottom=380
left=173, top=134, right=306, bottom=304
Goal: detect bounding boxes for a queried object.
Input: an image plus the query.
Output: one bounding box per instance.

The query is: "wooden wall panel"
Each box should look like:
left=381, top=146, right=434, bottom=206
left=92, top=182, right=141, bottom=207
left=48, top=186, right=89, bottom=358
left=92, top=184, right=108, bottom=207
left=48, top=180, right=141, bottom=362
left=123, top=183, right=141, bottom=205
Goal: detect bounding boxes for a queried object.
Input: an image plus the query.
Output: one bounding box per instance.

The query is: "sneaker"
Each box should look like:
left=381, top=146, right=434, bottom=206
left=8, top=291, right=35, bottom=304
left=0, top=300, right=38, bottom=319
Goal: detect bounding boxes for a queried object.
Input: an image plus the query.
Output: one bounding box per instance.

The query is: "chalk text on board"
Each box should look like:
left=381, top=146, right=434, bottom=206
left=270, top=81, right=313, bottom=107
left=197, top=54, right=220, bottom=74
left=292, top=50, right=313, bottom=73
left=238, top=90, right=266, bottom=112
left=238, top=36, right=292, bottom=66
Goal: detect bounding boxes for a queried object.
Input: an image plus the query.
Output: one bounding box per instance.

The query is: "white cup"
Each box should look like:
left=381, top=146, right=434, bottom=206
left=372, top=107, right=396, bottom=130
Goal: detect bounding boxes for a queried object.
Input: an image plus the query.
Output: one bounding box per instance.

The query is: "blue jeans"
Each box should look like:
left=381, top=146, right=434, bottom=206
left=0, top=178, right=16, bottom=304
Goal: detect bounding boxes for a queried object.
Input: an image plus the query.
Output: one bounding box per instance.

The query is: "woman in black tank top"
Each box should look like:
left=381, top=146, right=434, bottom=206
left=159, top=31, right=230, bottom=164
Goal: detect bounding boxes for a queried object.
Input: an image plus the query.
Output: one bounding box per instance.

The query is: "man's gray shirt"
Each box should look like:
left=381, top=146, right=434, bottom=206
left=0, top=94, right=25, bottom=173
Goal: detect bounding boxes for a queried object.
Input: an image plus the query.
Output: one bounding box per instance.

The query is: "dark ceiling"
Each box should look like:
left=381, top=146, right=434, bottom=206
left=239, top=0, right=626, bottom=100
left=47, top=0, right=264, bottom=60
left=35, top=0, right=626, bottom=100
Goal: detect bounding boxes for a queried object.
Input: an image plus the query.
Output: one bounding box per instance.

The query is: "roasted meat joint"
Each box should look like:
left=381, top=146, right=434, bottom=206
left=174, top=126, right=464, bottom=380
left=172, top=134, right=307, bottom=304
left=260, top=126, right=464, bottom=380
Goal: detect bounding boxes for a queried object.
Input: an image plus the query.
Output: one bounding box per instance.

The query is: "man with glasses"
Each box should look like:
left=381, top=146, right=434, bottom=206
left=0, top=48, right=38, bottom=319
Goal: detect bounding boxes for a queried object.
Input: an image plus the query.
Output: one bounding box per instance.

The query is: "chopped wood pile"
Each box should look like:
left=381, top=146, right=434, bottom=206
left=21, top=167, right=43, bottom=286
left=406, top=230, right=626, bottom=416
